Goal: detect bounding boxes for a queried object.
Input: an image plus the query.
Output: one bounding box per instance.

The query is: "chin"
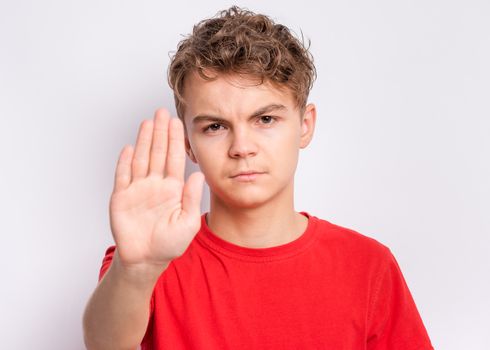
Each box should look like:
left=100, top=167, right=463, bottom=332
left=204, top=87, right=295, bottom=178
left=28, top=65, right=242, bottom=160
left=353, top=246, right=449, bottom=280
left=212, top=186, right=280, bottom=210
left=228, top=197, right=268, bottom=209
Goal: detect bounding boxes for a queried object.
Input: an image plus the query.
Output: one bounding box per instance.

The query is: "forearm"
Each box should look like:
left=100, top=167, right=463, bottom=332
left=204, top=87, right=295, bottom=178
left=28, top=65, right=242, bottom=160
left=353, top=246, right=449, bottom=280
left=82, top=251, right=168, bottom=350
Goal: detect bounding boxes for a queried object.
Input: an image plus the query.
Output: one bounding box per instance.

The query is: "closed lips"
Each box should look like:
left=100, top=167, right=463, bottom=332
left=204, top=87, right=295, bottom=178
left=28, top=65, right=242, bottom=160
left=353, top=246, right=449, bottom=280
left=231, top=171, right=264, bottom=177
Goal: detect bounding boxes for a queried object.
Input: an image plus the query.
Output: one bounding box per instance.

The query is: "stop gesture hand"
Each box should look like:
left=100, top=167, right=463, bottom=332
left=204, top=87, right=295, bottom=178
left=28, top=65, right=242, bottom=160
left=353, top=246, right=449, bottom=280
left=109, top=108, right=205, bottom=272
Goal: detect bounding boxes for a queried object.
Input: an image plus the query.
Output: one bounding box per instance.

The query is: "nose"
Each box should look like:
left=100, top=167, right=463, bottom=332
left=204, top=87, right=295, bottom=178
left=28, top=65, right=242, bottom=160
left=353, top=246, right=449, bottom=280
left=228, top=127, right=258, bottom=159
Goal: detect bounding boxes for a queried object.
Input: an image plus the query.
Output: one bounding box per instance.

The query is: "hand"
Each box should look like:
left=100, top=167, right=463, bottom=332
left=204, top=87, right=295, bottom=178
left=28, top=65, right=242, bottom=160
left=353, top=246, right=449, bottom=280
left=108, top=108, right=205, bottom=271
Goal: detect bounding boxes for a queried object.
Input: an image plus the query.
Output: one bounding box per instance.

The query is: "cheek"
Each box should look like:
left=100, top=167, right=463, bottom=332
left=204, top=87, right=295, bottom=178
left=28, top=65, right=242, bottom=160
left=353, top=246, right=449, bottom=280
left=190, top=136, right=220, bottom=160
left=264, top=127, right=300, bottom=154
left=195, top=151, right=217, bottom=167
left=269, top=130, right=301, bottom=173
left=192, top=144, right=225, bottom=176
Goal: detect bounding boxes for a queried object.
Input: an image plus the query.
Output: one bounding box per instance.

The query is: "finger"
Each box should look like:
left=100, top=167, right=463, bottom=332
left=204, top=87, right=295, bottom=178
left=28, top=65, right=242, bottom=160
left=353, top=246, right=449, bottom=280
left=132, top=119, right=153, bottom=180
left=165, top=117, right=186, bottom=181
left=149, top=109, right=170, bottom=177
left=181, top=171, right=205, bottom=218
left=113, top=145, right=134, bottom=192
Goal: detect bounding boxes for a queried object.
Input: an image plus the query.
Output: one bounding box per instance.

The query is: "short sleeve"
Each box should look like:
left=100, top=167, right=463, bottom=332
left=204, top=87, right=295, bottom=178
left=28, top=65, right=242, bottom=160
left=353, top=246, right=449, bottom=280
left=97, top=245, right=155, bottom=345
left=98, top=245, right=117, bottom=282
left=366, top=249, right=434, bottom=350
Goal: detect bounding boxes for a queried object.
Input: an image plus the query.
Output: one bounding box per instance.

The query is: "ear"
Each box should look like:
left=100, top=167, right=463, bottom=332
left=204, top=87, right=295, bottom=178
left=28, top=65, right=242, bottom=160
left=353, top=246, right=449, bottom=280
left=299, top=103, right=317, bottom=149
left=184, top=136, right=198, bottom=163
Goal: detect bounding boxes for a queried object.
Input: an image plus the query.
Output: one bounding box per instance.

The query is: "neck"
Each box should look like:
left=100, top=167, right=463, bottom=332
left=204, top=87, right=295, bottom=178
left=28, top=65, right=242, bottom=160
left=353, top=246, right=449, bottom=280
left=207, top=184, right=308, bottom=248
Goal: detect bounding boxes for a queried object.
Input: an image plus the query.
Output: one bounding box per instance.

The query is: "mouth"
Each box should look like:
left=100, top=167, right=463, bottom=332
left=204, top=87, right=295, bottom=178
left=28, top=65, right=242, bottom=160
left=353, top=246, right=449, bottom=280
left=230, top=171, right=265, bottom=182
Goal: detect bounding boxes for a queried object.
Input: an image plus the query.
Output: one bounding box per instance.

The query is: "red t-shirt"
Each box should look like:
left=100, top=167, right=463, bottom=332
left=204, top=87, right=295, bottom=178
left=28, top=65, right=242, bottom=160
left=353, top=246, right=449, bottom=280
left=98, top=212, right=434, bottom=349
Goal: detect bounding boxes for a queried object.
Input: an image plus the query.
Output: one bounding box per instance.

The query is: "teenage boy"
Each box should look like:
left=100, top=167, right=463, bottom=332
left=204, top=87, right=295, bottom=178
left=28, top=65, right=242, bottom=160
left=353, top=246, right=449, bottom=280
left=83, top=6, right=434, bottom=350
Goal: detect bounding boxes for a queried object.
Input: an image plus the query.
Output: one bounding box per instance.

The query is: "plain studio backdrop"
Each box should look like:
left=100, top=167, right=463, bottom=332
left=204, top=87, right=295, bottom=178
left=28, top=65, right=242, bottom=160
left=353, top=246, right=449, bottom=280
left=1, top=0, right=489, bottom=349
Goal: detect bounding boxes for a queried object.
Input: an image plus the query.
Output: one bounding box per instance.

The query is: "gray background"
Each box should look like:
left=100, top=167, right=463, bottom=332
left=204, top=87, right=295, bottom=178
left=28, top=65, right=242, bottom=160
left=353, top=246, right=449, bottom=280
left=1, top=0, right=489, bottom=349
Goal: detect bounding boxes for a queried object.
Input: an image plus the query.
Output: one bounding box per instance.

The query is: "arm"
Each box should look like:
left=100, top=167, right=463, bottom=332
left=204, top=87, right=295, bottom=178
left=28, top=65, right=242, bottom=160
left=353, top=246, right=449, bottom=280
left=82, top=250, right=167, bottom=350
left=82, top=108, right=204, bottom=350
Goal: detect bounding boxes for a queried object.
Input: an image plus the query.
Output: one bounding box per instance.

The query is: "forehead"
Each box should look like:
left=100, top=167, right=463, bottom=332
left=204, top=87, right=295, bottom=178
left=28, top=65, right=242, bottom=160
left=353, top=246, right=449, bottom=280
left=182, top=70, right=295, bottom=118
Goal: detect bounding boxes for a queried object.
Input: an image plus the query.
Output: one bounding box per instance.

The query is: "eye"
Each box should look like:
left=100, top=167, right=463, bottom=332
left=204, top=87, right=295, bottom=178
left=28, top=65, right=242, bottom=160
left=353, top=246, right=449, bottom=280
left=203, top=123, right=226, bottom=133
left=258, top=115, right=276, bottom=124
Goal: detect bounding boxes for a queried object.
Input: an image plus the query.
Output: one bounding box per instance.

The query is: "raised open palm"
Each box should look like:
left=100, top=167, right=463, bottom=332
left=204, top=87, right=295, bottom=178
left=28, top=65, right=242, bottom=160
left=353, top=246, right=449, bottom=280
left=109, top=108, right=205, bottom=269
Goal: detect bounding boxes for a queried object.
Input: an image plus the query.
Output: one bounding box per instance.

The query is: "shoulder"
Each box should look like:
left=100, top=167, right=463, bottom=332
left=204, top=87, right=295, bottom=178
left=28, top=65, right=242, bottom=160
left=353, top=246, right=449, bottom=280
left=310, top=214, right=394, bottom=266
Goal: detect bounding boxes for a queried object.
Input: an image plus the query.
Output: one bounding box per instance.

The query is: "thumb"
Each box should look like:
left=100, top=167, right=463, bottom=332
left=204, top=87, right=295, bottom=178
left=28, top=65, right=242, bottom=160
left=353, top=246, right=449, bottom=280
left=181, top=171, right=205, bottom=218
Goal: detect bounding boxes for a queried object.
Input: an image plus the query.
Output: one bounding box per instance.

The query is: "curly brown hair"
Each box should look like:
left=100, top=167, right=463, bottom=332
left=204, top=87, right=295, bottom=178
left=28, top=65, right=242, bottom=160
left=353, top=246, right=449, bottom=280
left=167, top=6, right=317, bottom=120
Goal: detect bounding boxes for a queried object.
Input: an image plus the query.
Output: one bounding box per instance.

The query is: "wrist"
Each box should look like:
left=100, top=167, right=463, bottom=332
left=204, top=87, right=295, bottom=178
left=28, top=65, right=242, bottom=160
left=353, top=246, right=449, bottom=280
left=111, top=249, right=169, bottom=287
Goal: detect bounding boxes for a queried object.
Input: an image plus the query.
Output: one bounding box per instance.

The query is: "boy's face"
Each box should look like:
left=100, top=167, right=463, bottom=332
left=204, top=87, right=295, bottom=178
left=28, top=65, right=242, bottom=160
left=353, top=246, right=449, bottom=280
left=182, top=71, right=316, bottom=209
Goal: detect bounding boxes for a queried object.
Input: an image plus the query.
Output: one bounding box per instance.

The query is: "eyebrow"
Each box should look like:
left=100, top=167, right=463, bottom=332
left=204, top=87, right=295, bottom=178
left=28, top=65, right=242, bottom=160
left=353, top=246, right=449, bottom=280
left=191, top=103, right=287, bottom=124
